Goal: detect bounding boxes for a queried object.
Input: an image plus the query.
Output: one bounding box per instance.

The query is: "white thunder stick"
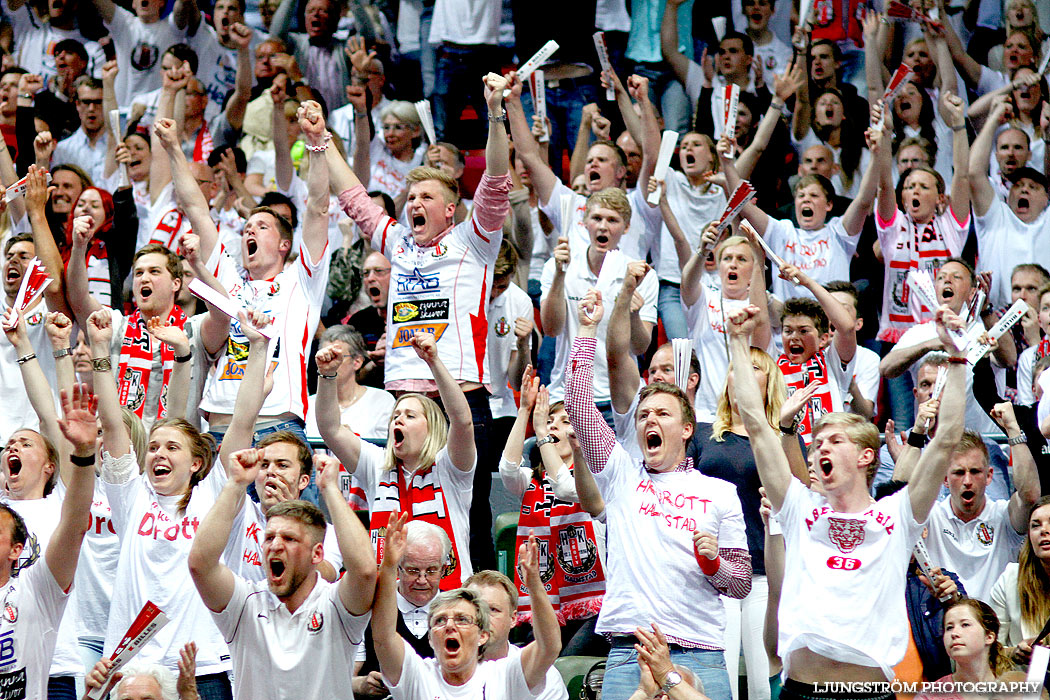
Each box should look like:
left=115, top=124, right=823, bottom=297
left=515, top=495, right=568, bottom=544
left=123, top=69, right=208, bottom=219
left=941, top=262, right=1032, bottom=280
left=796, top=0, right=815, bottom=44
left=557, top=193, right=574, bottom=271
left=109, top=108, right=130, bottom=187
left=906, top=269, right=968, bottom=351
left=1028, top=645, right=1050, bottom=690
left=711, top=16, right=727, bottom=41
left=4, top=171, right=51, bottom=202
left=921, top=365, right=948, bottom=432
left=593, top=32, right=616, bottom=101
left=87, top=602, right=170, bottom=700
left=509, top=40, right=559, bottom=96
left=672, top=338, right=693, bottom=392
left=188, top=278, right=275, bottom=339
left=913, top=539, right=951, bottom=603
left=647, top=130, right=680, bottom=205
left=723, top=84, right=741, bottom=141
left=414, top=100, right=436, bottom=145
left=965, top=299, right=1028, bottom=364
left=530, top=71, right=549, bottom=143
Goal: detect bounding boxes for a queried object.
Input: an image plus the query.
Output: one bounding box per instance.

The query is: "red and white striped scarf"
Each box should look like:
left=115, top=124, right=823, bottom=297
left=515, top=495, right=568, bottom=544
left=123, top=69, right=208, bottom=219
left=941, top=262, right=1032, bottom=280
left=777, top=350, right=836, bottom=446
left=117, top=305, right=187, bottom=420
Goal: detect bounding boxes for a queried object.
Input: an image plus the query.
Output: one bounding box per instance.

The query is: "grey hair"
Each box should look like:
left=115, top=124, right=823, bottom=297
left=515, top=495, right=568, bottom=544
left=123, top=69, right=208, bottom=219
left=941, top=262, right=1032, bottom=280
left=319, top=325, right=367, bottom=360
left=403, top=519, right=452, bottom=564
left=115, top=663, right=178, bottom=700
left=428, top=588, right=492, bottom=655
left=379, top=100, right=421, bottom=127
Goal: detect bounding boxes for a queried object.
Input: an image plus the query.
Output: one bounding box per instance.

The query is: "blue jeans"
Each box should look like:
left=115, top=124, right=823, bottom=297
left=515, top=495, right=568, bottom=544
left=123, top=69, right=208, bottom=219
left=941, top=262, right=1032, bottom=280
left=196, top=673, right=233, bottom=700
left=521, top=80, right=600, bottom=180
left=658, top=282, right=688, bottom=340
left=208, top=418, right=320, bottom=506
left=878, top=341, right=915, bottom=428
left=628, top=62, right=691, bottom=135
left=47, top=677, right=76, bottom=700
left=603, top=639, right=732, bottom=700
left=433, top=44, right=500, bottom=145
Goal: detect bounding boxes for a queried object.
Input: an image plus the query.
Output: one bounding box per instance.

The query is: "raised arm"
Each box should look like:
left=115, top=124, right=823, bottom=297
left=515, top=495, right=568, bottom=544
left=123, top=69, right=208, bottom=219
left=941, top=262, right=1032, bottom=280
left=840, top=125, right=883, bottom=236
left=172, top=0, right=200, bottom=30
left=49, top=384, right=98, bottom=591
left=272, top=85, right=294, bottom=193
left=879, top=336, right=943, bottom=378
left=743, top=226, right=772, bottom=350
left=737, top=63, right=802, bottom=178
left=941, top=91, right=971, bottom=220
left=296, top=100, right=331, bottom=263
left=146, top=316, right=192, bottom=421
left=862, top=12, right=886, bottom=103
left=85, top=309, right=131, bottom=459
left=908, top=308, right=967, bottom=521
left=680, top=223, right=716, bottom=308
left=316, top=454, right=377, bottom=614
left=518, top=535, right=562, bottom=692
left=504, top=73, right=558, bottom=205
left=968, top=95, right=1008, bottom=217
left=873, top=100, right=897, bottom=223
left=569, top=437, right=605, bottom=517
left=65, top=216, right=106, bottom=326
left=156, top=118, right=221, bottom=261
left=728, top=305, right=792, bottom=509
left=993, top=402, right=1041, bottom=533
left=372, top=512, right=410, bottom=686
left=719, top=137, right=770, bottom=236
left=24, top=167, right=72, bottom=320
left=314, top=344, right=363, bottom=471
left=939, top=12, right=982, bottom=87
left=346, top=86, right=373, bottom=184
left=607, top=263, right=647, bottom=414
left=217, top=311, right=273, bottom=469
left=102, top=61, right=124, bottom=183
left=87, top=0, right=115, bottom=24
left=3, top=312, right=62, bottom=453
left=539, top=239, right=570, bottom=338
left=149, top=63, right=191, bottom=205
left=659, top=0, right=692, bottom=86
left=779, top=263, right=856, bottom=363
left=411, top=332, right=474, bottom=470
left=223, top=24, right=255, bottom=131
left=564, top=290, right=618, bottom=474
left=482, top=72, right=510, bottom=176
left=630, top=75, right=661, bottom=195
left=188, top=448, right=258, bottom=612
left=500, top=368, right=539, bottom=494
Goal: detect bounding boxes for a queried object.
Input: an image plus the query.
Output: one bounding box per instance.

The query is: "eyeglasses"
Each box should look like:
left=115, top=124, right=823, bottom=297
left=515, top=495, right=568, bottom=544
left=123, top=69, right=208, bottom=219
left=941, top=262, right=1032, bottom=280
left=363, top=266, right=391, bottom=277
left=431, top=614, right=477, bottom=629
left=78, top=98, right=103, bottom=106
left=400, top=565, right=441, bottom=580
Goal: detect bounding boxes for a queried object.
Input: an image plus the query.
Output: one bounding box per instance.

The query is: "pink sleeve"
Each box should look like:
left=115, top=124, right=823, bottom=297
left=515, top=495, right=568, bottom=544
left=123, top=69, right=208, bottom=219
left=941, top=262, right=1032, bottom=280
left=470, top=173, right=512, bottom=234
left=875, top=208, right=898, bottom=231
left=565, top=336, right=617, bottom=474
left=706, top=548, right=753, bottom=599
left=338, top=184, right=395, bottom=243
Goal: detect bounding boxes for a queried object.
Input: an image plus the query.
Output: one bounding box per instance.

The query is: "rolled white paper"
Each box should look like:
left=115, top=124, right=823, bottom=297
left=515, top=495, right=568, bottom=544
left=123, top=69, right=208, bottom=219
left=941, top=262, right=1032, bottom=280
left=109, top=108, right=130, bottom=187
left=530, top=70, right=549, bottom=143
left=798, top=0, right=814, bottom=31
left=723, top=84, right=740, bottom=142
left=509, top=40, right=559, bottom=96
left=1027, top=644, right=1049, bottom=687
left=913, top=539, right=951, bottom=602
left=647, top=130, right=680, bottom=205
left=592, top=32, right=616, bottom=101
left=672, top=337, right=693, bottom=392
left=921, top=365, right=948, bottom=431
left=414, top=100, right=437, bottom=145
left=558, top=193, right=574, bottom=271
left=965, top=299, right=1028, bottom=364
left=906, top=269, right=968, bottom=351
left=188, top=277, right=276, bottom=339
left=5, top=171, right=51, bottom=202
left=711, top=16, right=726, bottom=41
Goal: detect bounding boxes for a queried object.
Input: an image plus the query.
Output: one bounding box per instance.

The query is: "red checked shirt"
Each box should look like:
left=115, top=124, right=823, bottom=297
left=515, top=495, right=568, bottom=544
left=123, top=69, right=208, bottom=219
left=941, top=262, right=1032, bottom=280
left=563, top=335, right=751, bottom=650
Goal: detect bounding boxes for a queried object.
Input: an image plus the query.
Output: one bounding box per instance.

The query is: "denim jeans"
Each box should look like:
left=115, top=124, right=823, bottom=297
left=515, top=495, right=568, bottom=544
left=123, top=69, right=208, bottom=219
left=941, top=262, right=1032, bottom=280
left=628, top=61, right=691, bottom=135
left=603, top=639, right=733, bottom=700
left=658, top=281, right=688, bottom=341
left=196, top=673, right=233, bottom=700
left=520, top=80, right=600, bottom=180
left=878, top=341, right=915, bottom=428
left=47, top=677, right=76, bottom=700
left=433, top=44, right=500, bottom=146
left=208, top=418, right=320, bottom=507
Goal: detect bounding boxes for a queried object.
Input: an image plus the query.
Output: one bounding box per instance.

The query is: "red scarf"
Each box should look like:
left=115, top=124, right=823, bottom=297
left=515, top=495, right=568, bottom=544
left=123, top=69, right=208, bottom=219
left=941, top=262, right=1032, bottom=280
left=369, top=463, right=465, bottom=588
left=882, top=219, right=954, bottom=342
left=778, top=350, right=836, bottom=446
left=1038, top=336, right=1050, bottom=360
left=193, top=121, right=214, bottom=163
left=514, top=466, right=605, bottom=625
left=117, top=306, right=187, bottom=419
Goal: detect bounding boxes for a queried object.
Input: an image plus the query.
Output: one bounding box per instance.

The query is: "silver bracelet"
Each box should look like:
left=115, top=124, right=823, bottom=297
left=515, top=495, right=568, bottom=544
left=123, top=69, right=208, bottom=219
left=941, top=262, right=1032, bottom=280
left=488, top=109, right=507, bottom=123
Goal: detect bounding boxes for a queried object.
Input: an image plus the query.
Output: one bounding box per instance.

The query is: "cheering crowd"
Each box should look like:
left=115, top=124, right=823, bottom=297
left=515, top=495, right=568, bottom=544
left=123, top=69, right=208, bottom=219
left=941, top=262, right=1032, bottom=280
left=2, top=0, right=1050, bottom=698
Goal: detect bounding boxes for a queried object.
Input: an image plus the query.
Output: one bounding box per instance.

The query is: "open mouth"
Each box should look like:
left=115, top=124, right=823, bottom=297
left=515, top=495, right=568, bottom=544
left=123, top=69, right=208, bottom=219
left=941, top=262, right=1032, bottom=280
left=910, top=197, right=921, bottom=210
left=7, top=455, right=21, bottom=476
left=392, top=428, right=405, bottom=447
left=130, top=159, right=142, bottom=168
left=684, top=153, right=696, bottom=166
left=800, top=206, right=814, bottom=218
left=5, top=266, right=20, bottom=283
left=824, top=108, right=835, bottom=120
left=941, top=287, right=954, bottom=299
left=787, top=342, right=805, bottom=359
left=367, top=283, right=381, bottom=299
left=595, top=233, right=609, bottom=246
left=899, top=101, right=912, bottom=112
left=153, top=463, right=171, bottom=477
left=246, top=239, right=258, bottom=256
left=444, top=638, right=461, bottom=652
left=727, top=271, right=738, bottom=282
left=645, top=431, right=662, bottom=450
left=820, top=457, right=832, bottom=477
left=412, top=213, right=425, bottom=228
left=139, top=286, right=153, bottom=299
left=960, top=489, right=976, bottom=505
left=589, top=171, right=601, bottom=183
left=1018, top=197, right=1031, bottom=210
left=269, top=559, right=285, bottom=578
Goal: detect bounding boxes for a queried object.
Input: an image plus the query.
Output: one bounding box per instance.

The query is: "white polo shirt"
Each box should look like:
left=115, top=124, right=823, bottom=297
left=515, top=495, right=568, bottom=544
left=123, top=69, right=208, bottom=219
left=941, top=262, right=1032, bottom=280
left=386, top=639, right=541, bottom=700
left=775, top=479, right=923, bottom=680
left=540, top=250, right=658, bottom=403
left=213, top=572, right=370, bottom=700
left=975, top=198, right=1050, bottom=310
left=923, top=497, right=1024, bottom=602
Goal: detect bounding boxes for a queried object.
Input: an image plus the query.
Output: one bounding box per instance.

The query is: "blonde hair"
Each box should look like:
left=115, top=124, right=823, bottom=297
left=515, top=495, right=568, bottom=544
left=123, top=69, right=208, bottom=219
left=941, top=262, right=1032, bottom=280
left=1018, top=497, right=1050, bottom=632
left=407, top=166, right=460, bottom=205
left=585, top=187, right=632, bottom=227
left=383, top=394, right=448, bottom=472
left=715, top=235, right=751, bottom=263
left=812, top=413, right=880, bottom=484
left=121, top=408, right=148, bottom=472
left=712, top=347, right=784, bottom=441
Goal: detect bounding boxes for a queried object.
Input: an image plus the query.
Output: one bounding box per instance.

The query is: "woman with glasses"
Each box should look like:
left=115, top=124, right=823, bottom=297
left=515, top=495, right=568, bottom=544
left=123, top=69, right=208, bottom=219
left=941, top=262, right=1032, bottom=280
left=373, top=513, right=562, bottom=699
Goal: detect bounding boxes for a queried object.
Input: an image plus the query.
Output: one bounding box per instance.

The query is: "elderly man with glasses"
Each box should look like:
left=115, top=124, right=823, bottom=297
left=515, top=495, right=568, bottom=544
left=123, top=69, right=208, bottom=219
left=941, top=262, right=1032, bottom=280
left=372, top=513, right=561, bottom=700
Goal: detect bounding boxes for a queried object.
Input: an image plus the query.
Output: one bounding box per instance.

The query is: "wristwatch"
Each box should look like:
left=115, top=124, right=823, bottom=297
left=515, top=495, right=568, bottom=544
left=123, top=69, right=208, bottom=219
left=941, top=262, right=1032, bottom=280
left=661, top=671, right=683, bottom=693
left=536, top=435, right=557, bottom=447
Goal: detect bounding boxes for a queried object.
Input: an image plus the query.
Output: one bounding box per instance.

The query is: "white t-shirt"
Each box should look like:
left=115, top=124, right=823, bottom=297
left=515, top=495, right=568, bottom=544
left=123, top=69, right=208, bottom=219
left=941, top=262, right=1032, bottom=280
left=427, top=0, right=502, bottom=46
left=213, top=572, right=370, bottom=700
left=845, top=345, right=880, bottom=413
left=0, top=552, right=69, bottom=700
left=539, top=180, right=652, bottom=265
left=222, top=497, right=344, bottom=583
left=5, top=491, right=82, bottom=679
left=975, top=198, right=1050, bottom=311
left=305, top=386, right=396, bottom=442
left=3, top=2, right=105, bottom=80
left=685, top=288, right=752, bottom=423
left=651, top=170, right=727, bottom=284
left=592, top=443, right=747, bottom=647
left=367, top=139, right=426, bottom=200
left=131, top=86, right=221, bottom=127
left=505, top=644, right=567, bottom=700
left=764, top=217, right=859, bottom=302
left=76, top=481, right=120, bottom=641
left=102, top=453, right=231, bottom=674
left=139, top=183, right=194, bottom=251
left=923, top=497, right=1024, bottom=602
left=540, top=251, right=658, bottom=403
left=186, top=22, right=262, bottom=106
left=487, top=282, right=533, bottom=419
left=106, top=7, right=188, bottom=106
left=387, top=639, right=540, bottom=700
left=752, top=35, right=793, bottom=81
left=894, top=321, right=998, bottom=435
left=200, top=239, right=331, bottom=421
left=775, top=479, right=923, bottom=680
left=1017, top=345, right=1039, bottom=406
left=356, top=443, right=475, bottom=582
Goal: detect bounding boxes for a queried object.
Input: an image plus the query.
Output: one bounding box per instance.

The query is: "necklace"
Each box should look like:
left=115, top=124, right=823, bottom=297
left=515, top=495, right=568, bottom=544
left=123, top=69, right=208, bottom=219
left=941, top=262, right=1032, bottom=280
left=339, top=384, right=365, bottom=410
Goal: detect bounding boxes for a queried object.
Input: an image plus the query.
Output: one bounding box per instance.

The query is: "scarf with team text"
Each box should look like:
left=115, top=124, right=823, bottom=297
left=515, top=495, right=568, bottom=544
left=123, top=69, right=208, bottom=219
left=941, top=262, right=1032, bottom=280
left=778, top=350, right=835, bottom=446
left=118, top=306, right=187, bottom=420
left=514, top=465, right=605, bottom=625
